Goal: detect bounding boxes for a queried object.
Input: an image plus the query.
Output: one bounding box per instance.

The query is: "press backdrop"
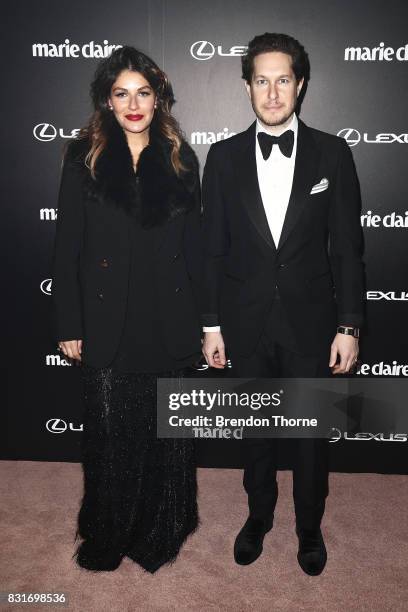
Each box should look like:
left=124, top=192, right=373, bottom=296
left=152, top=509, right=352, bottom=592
left=2, top=0, right=407, bottom=472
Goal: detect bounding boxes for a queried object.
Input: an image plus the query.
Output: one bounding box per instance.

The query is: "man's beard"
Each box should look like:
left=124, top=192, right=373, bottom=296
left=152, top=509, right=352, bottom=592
left=253, top=103, right=295, bottom=128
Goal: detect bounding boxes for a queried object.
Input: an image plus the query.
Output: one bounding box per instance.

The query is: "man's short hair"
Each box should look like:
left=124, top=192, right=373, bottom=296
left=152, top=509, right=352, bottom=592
left=242, top=32, right=310, bottom=85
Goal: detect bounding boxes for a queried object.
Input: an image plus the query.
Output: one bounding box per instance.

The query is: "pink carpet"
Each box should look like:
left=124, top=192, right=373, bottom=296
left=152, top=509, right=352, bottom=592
left=1, top=461, right=407, bottom=611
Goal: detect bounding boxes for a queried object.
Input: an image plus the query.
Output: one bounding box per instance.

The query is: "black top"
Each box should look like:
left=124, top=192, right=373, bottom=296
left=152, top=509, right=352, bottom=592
left=110, top=182, right=199, bottom=374
left=53, top=128, right=202, bottom=369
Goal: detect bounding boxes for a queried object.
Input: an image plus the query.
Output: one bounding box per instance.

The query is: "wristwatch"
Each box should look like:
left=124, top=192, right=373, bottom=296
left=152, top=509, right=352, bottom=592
left=337, top=326, right=359, bottom=338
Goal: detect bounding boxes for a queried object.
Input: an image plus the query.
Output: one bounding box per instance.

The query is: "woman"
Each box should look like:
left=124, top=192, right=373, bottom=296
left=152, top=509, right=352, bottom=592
left=52, top=46, right=202, bottom=573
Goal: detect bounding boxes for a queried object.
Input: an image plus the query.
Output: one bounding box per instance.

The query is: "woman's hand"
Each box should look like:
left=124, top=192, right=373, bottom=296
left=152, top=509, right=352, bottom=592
left=58, top=339, right=82, bottom=362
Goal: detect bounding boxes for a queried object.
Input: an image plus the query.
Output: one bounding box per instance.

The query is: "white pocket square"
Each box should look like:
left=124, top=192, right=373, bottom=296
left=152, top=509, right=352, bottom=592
left=310, top=178, right=329, bottom=194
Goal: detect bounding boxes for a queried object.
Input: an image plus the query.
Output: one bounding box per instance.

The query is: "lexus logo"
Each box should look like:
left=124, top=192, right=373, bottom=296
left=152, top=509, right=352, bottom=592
left=338, top=128, right=408, bottom=146
left=46, top=418, right=67, bottom=433
left=33, top=123, right=80, bottom=142
left=366, top=291, right=408, bottom=301
left=337, top=128, right=361, bottom=147
left=34, top=123, right=58, bottom=142
left=328, top=428, right=408, bottom=442
left=40, top=278, right=52, bottom=295
left=190, top=41, right=247, bottom=61
left=46, top=418, right=83, bottom=433
left=190, top=40, right=215, bottom=60
left=329, top=427, right=342, bottom=442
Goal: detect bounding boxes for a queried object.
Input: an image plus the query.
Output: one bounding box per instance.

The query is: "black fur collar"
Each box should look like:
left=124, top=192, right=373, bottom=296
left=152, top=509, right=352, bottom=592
left=65, top=117, right=198, bottom=228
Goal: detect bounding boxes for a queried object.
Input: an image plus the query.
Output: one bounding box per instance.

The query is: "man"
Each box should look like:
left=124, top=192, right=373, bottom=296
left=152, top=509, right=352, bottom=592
left=201, top=33, right=364, bottom=576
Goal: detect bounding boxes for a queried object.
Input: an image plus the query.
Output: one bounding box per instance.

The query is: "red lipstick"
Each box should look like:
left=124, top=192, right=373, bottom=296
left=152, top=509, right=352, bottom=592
left=125, top=114, right=144, bottom=121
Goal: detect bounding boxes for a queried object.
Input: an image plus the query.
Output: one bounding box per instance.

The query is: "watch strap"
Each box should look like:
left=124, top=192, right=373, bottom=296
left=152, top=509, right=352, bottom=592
left=337, top=326, right=359, bottom=338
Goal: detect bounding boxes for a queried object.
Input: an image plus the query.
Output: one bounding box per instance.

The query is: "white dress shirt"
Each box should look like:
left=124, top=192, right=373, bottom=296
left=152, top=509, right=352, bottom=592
left=255, top=113, right=298, bottom=248
left=203, top=114, right=298, bottom=333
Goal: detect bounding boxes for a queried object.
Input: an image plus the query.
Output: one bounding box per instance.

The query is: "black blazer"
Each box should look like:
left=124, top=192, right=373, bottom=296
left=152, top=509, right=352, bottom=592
left=52, top=126, right=202, bottom=368
left=201, top=119, right=365, bottom=358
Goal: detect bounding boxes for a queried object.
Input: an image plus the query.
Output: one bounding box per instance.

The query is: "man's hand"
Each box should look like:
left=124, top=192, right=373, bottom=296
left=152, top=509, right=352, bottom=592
left=58, top=339, right=82, bottom=362
left=329, top=333, right=358, bottom=374
left=202, top=331, right=226, bottom=369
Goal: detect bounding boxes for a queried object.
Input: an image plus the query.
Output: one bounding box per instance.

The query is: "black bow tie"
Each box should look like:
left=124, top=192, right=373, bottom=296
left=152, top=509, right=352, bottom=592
left=257, top=129, right=294, bottom=159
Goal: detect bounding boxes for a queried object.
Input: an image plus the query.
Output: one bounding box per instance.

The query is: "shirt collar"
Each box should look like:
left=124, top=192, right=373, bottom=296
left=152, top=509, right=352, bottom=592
left=256, top=113, right=298, bottom=139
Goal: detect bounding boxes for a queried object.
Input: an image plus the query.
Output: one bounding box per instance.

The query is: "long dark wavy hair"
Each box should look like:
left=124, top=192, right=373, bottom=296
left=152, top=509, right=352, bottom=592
left=76, top=46, right=187, bottom=178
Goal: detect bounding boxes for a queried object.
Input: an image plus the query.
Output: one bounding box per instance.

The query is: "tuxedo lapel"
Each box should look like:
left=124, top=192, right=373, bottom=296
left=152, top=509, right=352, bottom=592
left=277, top=119, right=321, bottom=250
left=235, top=122, right=276, bottom=251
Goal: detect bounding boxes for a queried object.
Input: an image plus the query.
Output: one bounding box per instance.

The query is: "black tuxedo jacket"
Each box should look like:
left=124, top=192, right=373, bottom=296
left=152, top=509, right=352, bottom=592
left=201, top=118, right=365, bottom=358
left=52, top=131, right=202, bottom=368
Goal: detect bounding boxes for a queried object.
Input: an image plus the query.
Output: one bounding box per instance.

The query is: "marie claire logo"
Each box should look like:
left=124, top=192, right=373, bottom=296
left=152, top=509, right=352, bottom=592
left=192, top=359, right=232, bottom=371
left=40, top=278, right=52, bottom=295
left=191, top=128, right=236, bottom=145
left=357, top=361, right=408, bottom=376
left=329, top=428, right=407, bottom=442
left=33, top=123, right=80, bottom=142
left=338, top=128, right=408, bottom=147
left=40, top=208, right=57, bottom=221
left=32, top=39, right=122, bottom=58
left=344, top=42, right=408, bottom=62
left=46, top=418, right=83, bottom=433
left=46, top=354, right=80, bottom=366
left=190, top=40, right=247, bottom=61
left=361, top=210, right=408, bottom=228
left=366, top=291, right=408, bottom=301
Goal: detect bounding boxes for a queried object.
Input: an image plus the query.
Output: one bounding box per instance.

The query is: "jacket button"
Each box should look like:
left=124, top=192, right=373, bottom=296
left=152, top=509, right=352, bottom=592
left=97, top=292, right=104, bottom=300
left=100, top=258, right=109, bottom=268
left=173, top=253, right=180, bottom=261
left=278, top=263, right=285, bottom=268
left=175, top=287, right=182, bottom=293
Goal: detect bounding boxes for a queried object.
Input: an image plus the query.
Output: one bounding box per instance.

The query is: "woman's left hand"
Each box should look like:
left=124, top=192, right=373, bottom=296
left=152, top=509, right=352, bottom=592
left=58, top=339, right=82, bottom=362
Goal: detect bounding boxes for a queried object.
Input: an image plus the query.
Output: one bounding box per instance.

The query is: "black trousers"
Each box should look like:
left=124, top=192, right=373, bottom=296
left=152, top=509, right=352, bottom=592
left=229, top=297, right=331, bottom=531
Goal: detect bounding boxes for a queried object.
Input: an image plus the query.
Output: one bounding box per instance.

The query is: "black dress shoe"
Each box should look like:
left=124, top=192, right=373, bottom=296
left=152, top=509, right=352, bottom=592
left=234, top=516, right=273, bottom=565
left=295, top=526, right=327, bottom=576
left=74, top=540, right=124, bottom=572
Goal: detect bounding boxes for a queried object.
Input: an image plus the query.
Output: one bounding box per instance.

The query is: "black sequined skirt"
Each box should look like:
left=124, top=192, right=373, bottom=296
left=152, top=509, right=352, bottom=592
left=74, top=364, right=199, bottom=573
